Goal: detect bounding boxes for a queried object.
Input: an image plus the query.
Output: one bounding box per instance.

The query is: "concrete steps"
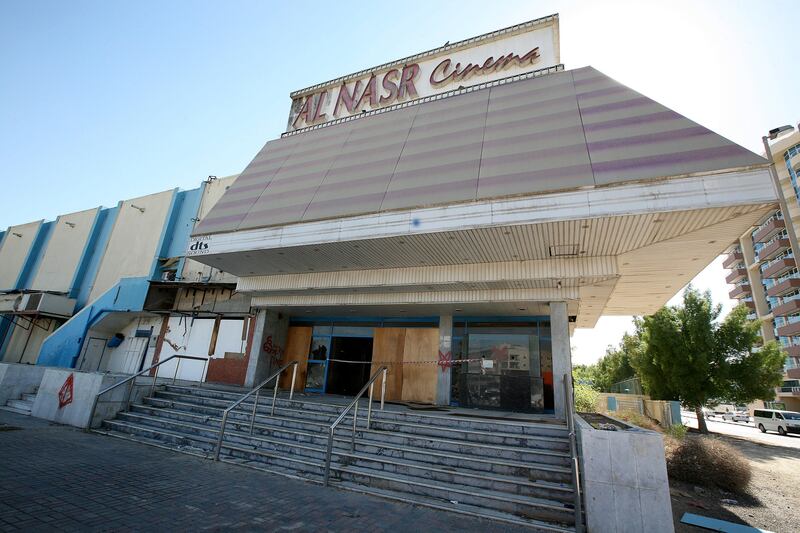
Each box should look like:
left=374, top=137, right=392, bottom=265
left=0, top=388, right=37, bottom=415
left=95, top=383, right=580, bottom=531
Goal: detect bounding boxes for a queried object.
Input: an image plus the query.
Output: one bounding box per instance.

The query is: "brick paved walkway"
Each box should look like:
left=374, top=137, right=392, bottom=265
left=0, top=411, right=525, bottom=532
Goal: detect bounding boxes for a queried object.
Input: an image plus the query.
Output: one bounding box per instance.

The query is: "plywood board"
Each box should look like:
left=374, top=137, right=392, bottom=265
left=401, top=328, right=439, bottom=404
left=279, top=326, right=311, bottom=391
left=371, top=328, right=406, bottom=402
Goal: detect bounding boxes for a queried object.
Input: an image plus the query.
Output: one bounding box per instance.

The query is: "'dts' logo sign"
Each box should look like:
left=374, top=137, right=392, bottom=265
left=188, top=240, right=210, bottom=255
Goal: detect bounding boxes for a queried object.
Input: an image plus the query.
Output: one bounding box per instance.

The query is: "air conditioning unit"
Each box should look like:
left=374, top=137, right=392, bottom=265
left=16, top=293, right=76, bottom=317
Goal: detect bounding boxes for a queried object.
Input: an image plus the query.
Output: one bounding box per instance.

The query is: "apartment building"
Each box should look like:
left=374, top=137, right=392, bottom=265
left=723, top=126, right=800, bottom=411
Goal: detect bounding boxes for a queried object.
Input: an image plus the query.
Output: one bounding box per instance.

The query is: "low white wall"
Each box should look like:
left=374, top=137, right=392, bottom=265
left=30, top=368, right=136, bottom=429
left=0, top=363, right=47, bottom=405
left=576, top=414, right=674, bottom=533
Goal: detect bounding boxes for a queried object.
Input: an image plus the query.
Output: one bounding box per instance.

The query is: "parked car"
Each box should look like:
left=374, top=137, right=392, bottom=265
left=722, top=411, right=749, bottom=423
left=753, top=409, right=800, bottom=436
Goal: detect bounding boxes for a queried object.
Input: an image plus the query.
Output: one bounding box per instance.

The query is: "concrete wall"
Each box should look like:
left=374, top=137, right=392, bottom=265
left=0, top=362, right=47, bottom=406
left=0, top=220, right=43, bottom=289
left=576, top=414, right=674, bottom=533
left=88, top=190, right=175, bottom=302
left=29, top=208, right=100, bottom=293
left=30, top=368, right=131, bottom=428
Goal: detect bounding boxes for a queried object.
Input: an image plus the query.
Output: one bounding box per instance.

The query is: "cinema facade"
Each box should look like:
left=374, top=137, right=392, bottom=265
left=188, top=14, right=776, bottom=417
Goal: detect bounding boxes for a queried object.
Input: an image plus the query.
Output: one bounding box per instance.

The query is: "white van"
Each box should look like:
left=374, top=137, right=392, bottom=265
left=753, top=409, right=800, bottom=436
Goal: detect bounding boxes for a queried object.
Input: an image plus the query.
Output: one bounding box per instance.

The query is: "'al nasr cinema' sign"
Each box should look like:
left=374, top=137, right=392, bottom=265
left=286, top=15, right=560, bottom=132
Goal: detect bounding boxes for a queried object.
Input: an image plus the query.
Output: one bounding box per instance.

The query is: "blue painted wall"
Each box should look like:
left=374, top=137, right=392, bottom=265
left=37, top=277, right=150, bottom=368
left=72, top=206, right=119, bottom=310
left=14, top=221, right=55, bottom=290
left=156, top=187, right=204, bottom=280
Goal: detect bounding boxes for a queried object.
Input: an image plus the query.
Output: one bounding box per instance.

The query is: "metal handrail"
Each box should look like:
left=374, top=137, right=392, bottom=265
left=87, top=354, right=209, bottom=429
left=563, top=373, right=584, bottom=533
left=323, top=366, right=388, bottom=486
left=212, top=361, right=298, bottom=461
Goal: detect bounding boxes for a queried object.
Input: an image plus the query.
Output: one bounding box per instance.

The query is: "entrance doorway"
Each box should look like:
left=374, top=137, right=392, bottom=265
left=325, top=337, right=373, bottom=396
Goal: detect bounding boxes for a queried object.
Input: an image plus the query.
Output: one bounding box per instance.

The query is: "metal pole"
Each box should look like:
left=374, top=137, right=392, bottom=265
left=271, top=376, right=279, bottom=416
left=173, top=358, right=181, bottom=384
left=214, top=411, right=228, bottom=461
left=351, top=401, right=358, bottom=452
left=150, top=364, right=159, bottom=398
left=366, top=382, right=374, bottom=430
left=125, top=379, right=134, bottom=411
left=564, top=374, right=584, bottom=533
left=87, top=395, right=100, bottom=431
left=763, top=136, right=800, bottom=261
left=380, top=368, right=387, bottom=410
left=289, top=364, right=297, bottom=400
left=323, top=429, right=334, bottom=486
left=250, top=388, right=260, bottom=435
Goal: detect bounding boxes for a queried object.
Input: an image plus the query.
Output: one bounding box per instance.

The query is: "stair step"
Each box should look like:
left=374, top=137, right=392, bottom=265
left=22, top=393, right=37, bottom=402
left=115, top=411, right=572, bottom=495
left=332, top=465, right=575, bottom=525
left=163, top=385, right=567, bottom=435
left=0, top=405, right=32, bottom=416
left=141, top=398, right=570, bottom=465
left=335, top=482, right=576, bottom=532
left=6, top=399, right=34, bottom=412
left=151, top=391, right=569, bottom=450
left=129, top=404, right=571, bottom=480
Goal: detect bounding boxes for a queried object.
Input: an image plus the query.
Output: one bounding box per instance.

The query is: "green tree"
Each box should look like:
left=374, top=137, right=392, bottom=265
left=592, top=331, right=641, bottom=391
left=572, top=364, right=598, bottom=387
left=632, top=286, right=785, bottom=433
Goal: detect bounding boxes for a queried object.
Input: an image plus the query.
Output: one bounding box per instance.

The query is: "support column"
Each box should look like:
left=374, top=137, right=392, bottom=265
left=550, top=301, right=572, bottom=420
left=436, top=314, right=452, bottom=406
left=244, top=309, right=289, bottom=388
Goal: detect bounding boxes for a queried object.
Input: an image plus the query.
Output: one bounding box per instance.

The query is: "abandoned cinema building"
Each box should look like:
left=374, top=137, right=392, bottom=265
left=0, top=15, right=778, bottom=532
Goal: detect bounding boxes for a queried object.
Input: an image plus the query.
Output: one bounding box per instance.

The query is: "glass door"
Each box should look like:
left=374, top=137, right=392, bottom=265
left=305, top=331, right=331, bottom=393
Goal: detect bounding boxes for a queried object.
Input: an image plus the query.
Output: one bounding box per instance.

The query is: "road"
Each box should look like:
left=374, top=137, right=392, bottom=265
left=681, top=410, right=800, bottom=449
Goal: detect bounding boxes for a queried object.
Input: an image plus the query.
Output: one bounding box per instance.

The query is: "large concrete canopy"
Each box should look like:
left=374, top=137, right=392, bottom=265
left=189, top=66, right=777, bottom=328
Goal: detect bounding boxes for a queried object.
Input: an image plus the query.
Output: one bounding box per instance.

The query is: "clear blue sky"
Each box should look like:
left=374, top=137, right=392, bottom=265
left=2, top=1, right=798, bottom=362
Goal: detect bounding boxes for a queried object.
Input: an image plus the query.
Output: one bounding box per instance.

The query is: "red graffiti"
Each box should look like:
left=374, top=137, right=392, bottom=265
left=437, top=350, right=452, bottom=373
left=58, top=373, right=74, bottom=409
left=262, top=336, right=283, bottom=359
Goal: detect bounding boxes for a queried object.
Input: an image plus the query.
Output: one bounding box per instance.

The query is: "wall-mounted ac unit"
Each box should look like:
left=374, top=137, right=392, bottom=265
left=16, top=293, right=76, bottom=317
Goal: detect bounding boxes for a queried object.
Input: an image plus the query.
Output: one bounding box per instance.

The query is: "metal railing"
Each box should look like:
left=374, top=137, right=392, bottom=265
left=563, top=373, right=584, bottom=533
left=87, top=354, right=209, bottom=429
left=323, top=366, right=388, bottom=486
left=212, top=361, right=298, bottom=461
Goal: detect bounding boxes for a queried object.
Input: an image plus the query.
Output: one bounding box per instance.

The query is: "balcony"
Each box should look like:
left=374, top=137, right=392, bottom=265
left=771, top=298, right=800, bottom=317
left=787, top=367, right=800, bottom=379
left=729, top=284, right=751, bottom=299
left=787, top=345, right=800, bottom=358
left=725, top=268, right=748, bottom=284
left=743, top=298, right=756, bottom=310
left=777, top=386, right=800, bottom=396
left=790, top=152, right=800, bottom=173
left=767, top=276, right=800, bottom=297
left=723, top=252, right=744, bottom=269
left=757, top=238, right=791, bottom=263
left=777, top=321, right=800, bottom=337
left=753, top=217, right=786, bottom=243
left=762, top=257, right=796, bottom=279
